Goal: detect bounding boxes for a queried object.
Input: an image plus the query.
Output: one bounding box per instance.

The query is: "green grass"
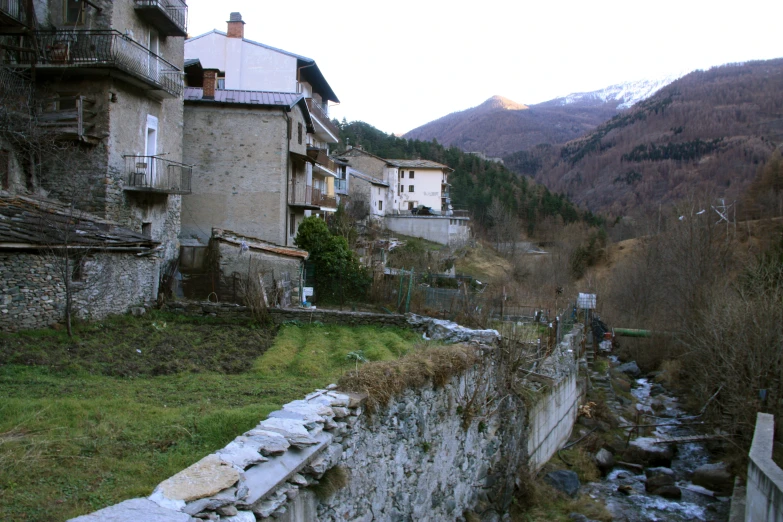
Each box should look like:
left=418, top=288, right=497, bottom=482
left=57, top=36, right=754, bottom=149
left=0, top=317, right=420, bottom=522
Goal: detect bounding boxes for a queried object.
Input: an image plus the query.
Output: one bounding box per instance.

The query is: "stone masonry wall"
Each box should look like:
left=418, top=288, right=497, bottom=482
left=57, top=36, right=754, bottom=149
left=0, top=251, right=158, bottom=331
left=69, top=319, right=585, bottom=522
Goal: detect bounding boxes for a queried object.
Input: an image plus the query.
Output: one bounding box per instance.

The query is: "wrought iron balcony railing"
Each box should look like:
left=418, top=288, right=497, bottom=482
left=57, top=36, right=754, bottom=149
left=289, top=181, right=337, bottom=209
left=124, top=155, right=192, bottom=194
left=0, top=0, right=30, bottom=28
left=305, top=98, right=340, bottom=141
left=2, top=30, right=183, bottom=97
left=134, top=0, right=188, bottom=37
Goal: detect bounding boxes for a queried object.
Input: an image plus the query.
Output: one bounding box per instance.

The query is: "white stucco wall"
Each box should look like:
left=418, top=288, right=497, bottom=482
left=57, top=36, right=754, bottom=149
left=185, top=32, right=298, bottom=92
left=385, top=216, right=470, bottom=245
left=395, top=168, right=444, bottom=211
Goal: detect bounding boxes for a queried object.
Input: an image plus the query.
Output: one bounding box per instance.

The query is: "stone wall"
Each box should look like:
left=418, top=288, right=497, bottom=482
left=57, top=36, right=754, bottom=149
left=0, top=251, right=158, bottom=331
left=746, top=413, right=783, bottom=522
left=164, top=301, right=412, bottom=329
left=69, top=319, right=585, bottom=522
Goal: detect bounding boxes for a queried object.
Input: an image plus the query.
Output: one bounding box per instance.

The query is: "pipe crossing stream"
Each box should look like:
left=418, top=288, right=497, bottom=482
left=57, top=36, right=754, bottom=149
left=581, top=371, right=732, bottom=521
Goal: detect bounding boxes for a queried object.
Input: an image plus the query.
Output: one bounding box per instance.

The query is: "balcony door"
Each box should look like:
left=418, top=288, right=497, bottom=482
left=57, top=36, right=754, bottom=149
left=148, top=30, right=159, bottom=82
left=145, top=115, right=158, bottom=187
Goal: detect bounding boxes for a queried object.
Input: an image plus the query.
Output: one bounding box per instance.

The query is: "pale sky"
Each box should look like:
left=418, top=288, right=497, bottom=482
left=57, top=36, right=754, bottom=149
left=186, top=0, right=783, bottom=135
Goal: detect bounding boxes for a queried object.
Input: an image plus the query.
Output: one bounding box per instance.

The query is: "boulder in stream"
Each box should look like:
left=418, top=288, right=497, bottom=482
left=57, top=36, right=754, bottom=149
left=616, top=361, right=641, bottom=378
left=544, top=470, right=580, bottom=498
left=692, top=462, right=733, bottom=495
left=594, top=448, right=614, bottom=475
left=651, top=485, right=682, bottom=499
left=623, top=437, right=675, bottom=467
left=645, top=472, right=675, bottom=492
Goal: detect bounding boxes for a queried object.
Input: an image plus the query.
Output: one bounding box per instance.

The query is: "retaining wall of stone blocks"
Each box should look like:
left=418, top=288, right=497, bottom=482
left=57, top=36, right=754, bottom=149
left=68, top=319, right=585, bottom=522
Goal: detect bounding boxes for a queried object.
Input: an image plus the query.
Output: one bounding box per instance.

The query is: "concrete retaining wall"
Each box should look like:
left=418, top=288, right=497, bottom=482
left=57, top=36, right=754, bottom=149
left=68, top=319, right=585, bottom=522
left=746, top=413, right=783, bottom=522
left=385, top=215, right=470, bottom=246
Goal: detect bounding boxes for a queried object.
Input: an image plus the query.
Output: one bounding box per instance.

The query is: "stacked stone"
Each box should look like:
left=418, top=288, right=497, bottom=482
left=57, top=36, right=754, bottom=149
left=69, top=387, right=368, bottom=522
left=0, top=254, right=66, bottom=331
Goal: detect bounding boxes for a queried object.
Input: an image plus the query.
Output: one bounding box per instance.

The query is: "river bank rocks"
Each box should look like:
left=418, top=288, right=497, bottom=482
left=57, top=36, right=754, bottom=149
left=692, top=462, right=734, bottom=495
left=544, top=470, right=581, bottom=498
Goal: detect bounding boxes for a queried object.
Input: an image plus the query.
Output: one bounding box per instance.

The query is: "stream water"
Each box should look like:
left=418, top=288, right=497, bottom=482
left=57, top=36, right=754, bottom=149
left=582, top=376, right=731, bottom=521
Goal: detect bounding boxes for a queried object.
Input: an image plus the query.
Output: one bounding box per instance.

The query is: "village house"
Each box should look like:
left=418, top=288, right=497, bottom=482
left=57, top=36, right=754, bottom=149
left=181, top=13, right=340, bottom=248
left=334, top=147, right=471, bottom=245
left=177, top=13, right=340, bottom=303
left=0, top=0, right=189, bottom=328
left=0, top=0, right=189, bottom=264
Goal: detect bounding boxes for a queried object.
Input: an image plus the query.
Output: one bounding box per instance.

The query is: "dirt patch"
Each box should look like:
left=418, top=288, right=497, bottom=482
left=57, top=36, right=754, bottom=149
left=0, top=312, right=276, bottom=377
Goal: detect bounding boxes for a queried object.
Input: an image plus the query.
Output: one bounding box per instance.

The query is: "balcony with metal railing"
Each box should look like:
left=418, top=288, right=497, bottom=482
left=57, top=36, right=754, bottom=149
left=306, top=146, right=337, bottom=177
left=289, top=181, right=337, bottom=210
left=305, top=98, right=340, bottom=142
left=134, top=0, right=188, bottom=37
left=123, top=155, right=192, bottom=194
left=334, top=178, right=347, bottom=194
left=2, top=30, right=184, bottom=97
left=0, top=0, right=30, bottom=28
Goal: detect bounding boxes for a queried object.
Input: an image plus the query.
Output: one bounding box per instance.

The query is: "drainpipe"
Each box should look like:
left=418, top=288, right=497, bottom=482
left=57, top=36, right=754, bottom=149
left=296, top=63, right=315, bottom=93
left=282, top=108, right=291, bottom=246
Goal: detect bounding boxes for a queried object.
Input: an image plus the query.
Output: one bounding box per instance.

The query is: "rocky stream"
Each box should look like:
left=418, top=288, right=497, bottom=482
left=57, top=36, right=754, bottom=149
left=556, top=357, right=736, bottom=522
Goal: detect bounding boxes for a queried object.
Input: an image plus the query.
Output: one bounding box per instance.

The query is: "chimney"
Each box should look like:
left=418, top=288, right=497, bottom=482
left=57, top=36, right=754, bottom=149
left=227, top=12, right=245, bottom=39
left=203, top=69, right=219, bottom=99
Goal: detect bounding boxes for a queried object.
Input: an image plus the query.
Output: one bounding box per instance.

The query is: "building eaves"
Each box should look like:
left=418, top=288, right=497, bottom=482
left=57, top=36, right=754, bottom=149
left=0, top=193, right=159, bottom=250
left=385, top=159, right=454, bottom=171
left=212, top=229, right=309, bottom=259
left=348, top=169, right=389, bottom=187
left=184, top=88, right=314, bottom=131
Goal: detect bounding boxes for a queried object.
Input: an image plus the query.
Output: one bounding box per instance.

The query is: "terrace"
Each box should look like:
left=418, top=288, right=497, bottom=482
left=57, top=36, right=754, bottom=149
left=2, top=30, right=184, bottom=97
left=134, top=0, right=188, bottom=37
left=123, top=155, right=193, bottom=195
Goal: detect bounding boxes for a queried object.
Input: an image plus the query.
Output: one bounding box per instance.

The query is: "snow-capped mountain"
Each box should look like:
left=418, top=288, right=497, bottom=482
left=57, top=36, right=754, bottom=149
left=540, top=74, right=684, bottom=110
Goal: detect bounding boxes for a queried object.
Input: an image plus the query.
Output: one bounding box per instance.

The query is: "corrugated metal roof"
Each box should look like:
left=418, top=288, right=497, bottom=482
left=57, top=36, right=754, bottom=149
left=212, top=229, right=309, bottom=259
left=0, top=193, right=159, bottom=249
left=348, top=169, right=389, bottom=187
left=184, top=88, right=303, bottom=107
left=385, top=159, right=453, bottom=170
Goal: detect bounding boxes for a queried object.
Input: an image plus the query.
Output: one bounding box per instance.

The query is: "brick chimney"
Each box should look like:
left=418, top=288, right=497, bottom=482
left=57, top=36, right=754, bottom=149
left=203, top=69, right=219, bottom=99
left=227, top=12, right=245, bottom=39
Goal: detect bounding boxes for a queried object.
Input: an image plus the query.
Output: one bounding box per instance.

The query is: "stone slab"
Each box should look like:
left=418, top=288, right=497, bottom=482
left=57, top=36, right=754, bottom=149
left=155, top=454, right=241, bottom=502
left=67, top=498, right=195, bottom=522
left=240, top=431, right=332, bottom=506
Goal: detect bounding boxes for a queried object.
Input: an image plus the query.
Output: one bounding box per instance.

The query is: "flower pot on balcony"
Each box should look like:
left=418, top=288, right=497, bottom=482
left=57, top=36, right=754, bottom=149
left=48, top=42, right=70, bottom=64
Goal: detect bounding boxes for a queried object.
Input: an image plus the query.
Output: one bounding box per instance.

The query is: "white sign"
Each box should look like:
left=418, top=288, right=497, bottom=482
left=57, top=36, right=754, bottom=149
left=303, top=287, right=314, bottom=298
left=577, top=293, right=596, bottom=309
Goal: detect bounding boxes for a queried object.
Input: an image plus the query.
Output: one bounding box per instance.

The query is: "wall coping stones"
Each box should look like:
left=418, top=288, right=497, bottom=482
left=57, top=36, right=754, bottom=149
left=68, top=498, right=197, bottom=522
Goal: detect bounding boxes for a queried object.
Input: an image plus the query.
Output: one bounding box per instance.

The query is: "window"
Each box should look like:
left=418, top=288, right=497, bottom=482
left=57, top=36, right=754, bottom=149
left=142, top=222, right=152, bottom=238
left=378, top=200, right=382, bottom=211
left=297, top=122, right=302, bottom=145
left=71, top=258, right=85, bottom=282
left=217, top=74, right=225, bottom=89
left=290, top=213, right=296, bottom=235
left=400, top=171, right=404, bottom=179
left=408, top=185, right=414, bottom=192
left=398, top=184, right=402, bottom=195
left=377, top=187, right=380, bottom=195
left=64, top=0, right=84, bottom=24
left=0, top=150, right=9, bottom=190
left=409, top=171, right=415, bottom=179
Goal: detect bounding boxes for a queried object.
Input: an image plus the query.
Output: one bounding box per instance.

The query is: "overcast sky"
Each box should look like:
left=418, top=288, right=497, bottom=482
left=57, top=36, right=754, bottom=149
left=186, top=0, right=783, bottom=135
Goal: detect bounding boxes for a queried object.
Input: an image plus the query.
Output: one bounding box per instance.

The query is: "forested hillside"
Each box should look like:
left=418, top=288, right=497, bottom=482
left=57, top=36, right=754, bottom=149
left=522, top=59, right=783, bottom=216
left=334, top=121, right=603, bottom=235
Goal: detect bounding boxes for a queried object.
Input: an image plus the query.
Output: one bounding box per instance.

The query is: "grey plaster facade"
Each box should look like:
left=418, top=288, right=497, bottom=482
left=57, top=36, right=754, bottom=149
left=181, top=102, right=311, bottom=247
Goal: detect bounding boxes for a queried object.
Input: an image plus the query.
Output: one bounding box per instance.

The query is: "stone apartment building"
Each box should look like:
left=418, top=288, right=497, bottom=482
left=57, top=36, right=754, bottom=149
left=181, top=13, right=340, bottom=249
left=0, top=0, right=188, bottom=263
left=0, top=0, right=189, bottom=328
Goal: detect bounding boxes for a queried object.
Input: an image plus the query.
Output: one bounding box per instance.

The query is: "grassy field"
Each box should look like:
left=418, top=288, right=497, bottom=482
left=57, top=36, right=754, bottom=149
left=0, top=313, right=421, bottom=521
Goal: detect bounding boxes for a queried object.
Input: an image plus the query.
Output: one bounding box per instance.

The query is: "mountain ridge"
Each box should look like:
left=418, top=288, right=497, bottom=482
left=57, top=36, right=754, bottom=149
left=402, top=76, right=678, bottom=158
